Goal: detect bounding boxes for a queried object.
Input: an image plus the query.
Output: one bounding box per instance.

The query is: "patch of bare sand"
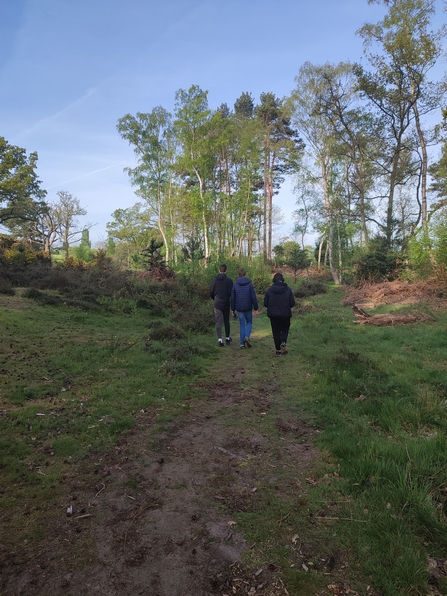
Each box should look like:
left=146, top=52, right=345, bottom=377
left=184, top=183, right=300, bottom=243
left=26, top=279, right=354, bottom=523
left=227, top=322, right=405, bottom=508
left=2, top=378, right=322, bottom=596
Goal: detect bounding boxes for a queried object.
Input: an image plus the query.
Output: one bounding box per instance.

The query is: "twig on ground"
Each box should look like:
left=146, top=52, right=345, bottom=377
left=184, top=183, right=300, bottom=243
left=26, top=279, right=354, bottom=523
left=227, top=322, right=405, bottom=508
left=215, top=446, right=247, bottom=461
left=123, top=500, right=160, bottom=551
left=315, top=516, right=367, bottom=523
left=95, top=483, right=106, bottom=497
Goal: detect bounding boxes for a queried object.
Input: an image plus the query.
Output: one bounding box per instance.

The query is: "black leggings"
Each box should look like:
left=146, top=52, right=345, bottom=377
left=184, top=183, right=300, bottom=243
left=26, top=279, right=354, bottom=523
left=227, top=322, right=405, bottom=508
left=269, top=316, right=291, bottom=350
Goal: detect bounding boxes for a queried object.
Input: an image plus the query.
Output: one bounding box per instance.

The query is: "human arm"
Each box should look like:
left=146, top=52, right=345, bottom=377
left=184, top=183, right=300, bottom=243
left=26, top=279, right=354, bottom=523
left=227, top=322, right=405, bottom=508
left=289, top=288, right=296, bottom=308
left=263, top=291, right=269, bottom=309
left=250, top=283, right=258, bottom=311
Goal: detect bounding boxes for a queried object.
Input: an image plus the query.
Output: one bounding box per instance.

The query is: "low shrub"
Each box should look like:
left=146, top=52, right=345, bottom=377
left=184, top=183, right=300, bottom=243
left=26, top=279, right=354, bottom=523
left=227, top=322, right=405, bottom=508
left=149, top=323, right=186, bottom=341
left=64, top=298, right=101, bottom=311
left=22, top=287, right=43, bottom=299
left=169, top=341, right=204, bottom=361
left=251, top=274, right=271, bottom=294
left=0, top=279, right=15, bottom=295
left=22, top=288, right=64, bottom=306
left=294, top=281, right=327, bottom=298
left=171, top=300, right=214, bottom=333
left=353, top=237, right=405, bottom=282
left=160, top=360, right=201, bottom=376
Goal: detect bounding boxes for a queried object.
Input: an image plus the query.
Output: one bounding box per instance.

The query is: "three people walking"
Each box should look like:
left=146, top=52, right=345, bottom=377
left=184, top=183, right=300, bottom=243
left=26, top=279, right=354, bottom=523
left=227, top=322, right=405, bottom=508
left=231, top=268, right=259, bottom=349
left=212, top=267, right=295, bottom=356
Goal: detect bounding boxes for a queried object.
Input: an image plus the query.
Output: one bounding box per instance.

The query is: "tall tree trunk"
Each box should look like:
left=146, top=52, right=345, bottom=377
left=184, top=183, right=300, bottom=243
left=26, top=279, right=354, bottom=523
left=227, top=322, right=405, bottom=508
left=412, top=100, right=428, bottom=230
left=267, top=153, right=275, bottom=261
left=194, top=168, right=209, bottom=260
left=322, top=161, right=341, bottom=284
left=317, top=237, right=325, bottom=270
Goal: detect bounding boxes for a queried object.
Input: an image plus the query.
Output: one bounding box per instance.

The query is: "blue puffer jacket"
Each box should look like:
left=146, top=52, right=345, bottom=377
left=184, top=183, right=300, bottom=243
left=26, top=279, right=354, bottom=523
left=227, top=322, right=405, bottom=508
left=231, top=276, right=258, bottom=312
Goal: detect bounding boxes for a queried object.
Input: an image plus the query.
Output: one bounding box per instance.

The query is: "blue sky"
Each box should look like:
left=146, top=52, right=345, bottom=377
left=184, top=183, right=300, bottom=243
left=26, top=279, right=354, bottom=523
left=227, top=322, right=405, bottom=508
left=1, top=0, right=445, bottom=245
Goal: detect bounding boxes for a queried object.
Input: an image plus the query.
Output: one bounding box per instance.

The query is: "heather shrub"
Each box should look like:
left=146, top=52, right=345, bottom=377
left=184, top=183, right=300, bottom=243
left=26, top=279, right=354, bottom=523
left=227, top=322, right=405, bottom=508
left=148, top=323, right=186, bottom=341
left=0, top=276, right=15, bottom=295
left=294, top=281, right=327, bottom=298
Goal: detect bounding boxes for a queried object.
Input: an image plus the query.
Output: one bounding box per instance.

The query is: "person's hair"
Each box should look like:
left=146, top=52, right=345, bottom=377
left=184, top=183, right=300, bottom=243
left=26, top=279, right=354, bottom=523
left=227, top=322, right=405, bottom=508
left=238, top=268, right=246, bottom=277
left=273, top=272, right=284, bottom=283
left=219, top=264, right=227, bottom=272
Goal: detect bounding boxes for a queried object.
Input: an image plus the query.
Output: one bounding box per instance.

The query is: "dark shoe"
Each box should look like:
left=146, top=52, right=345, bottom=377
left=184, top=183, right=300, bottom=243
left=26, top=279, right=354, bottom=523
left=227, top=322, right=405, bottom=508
left=225, top=337, right=232, bottom=345
left=280, top=342, right=288, bottom=355
left=218, top=340, right=224, bottom=347
left=275, top=350, right=282, bottom=356
left=244, top=337, right=252, bottom=348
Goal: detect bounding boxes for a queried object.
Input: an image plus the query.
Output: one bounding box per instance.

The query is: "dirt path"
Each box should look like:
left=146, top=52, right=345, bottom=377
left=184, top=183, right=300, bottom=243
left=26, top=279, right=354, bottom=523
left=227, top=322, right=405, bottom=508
left=2, top=347, right=326, bottom=596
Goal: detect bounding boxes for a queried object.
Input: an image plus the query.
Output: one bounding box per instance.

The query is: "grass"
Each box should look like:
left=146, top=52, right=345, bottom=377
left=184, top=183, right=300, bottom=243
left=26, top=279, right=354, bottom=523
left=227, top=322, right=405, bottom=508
left=2, top=279, right=447, bottom=595
left=0, top=293, right=214, bottom=560
left=227, top=284, right=447, bottom=595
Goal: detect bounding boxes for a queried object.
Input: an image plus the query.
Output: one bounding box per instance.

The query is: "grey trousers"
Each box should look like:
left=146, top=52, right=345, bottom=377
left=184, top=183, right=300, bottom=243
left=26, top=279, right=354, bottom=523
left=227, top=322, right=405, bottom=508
left=214, top=307, right=230, bottom=339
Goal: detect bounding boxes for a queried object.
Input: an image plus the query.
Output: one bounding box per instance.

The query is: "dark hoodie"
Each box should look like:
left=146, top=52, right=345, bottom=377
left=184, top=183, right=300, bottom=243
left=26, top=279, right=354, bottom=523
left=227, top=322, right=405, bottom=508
left=231, top=276, right=258, bottom=312
left=263, top=281, right=295, bottom=318
left=210, top=273, right=233, bottom=310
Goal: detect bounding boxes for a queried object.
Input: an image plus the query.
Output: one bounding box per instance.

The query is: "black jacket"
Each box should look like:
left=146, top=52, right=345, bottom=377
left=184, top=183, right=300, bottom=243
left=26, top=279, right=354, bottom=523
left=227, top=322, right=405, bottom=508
left=263, top=282, right=295, bottom=318
left=210, top=274, right=233, bottom=310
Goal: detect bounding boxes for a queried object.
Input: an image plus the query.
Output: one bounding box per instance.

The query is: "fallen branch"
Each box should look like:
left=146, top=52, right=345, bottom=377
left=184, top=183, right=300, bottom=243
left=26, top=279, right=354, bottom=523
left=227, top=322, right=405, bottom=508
left=316, top=516, right=367, bottom=523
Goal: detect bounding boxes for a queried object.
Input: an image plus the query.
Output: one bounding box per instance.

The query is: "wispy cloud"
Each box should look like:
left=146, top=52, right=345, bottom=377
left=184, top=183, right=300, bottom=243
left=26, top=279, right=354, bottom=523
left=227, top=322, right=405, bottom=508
left=46, top=161, right=127, bottom=189
left=15, top=87, right=97, bottom=141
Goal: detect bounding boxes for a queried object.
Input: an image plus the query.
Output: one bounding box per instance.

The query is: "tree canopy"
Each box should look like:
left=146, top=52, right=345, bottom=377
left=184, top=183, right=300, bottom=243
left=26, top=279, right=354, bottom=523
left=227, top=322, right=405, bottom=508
left=0, top=137, right=47, bottom=225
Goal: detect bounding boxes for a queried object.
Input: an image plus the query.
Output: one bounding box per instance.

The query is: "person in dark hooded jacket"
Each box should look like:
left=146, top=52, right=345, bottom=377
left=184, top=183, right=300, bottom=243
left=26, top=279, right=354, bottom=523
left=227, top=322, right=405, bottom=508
left=231, top=268, right=258, bottom=348
left=210, top=264, right=233, bottom=347
left=263, top=272, right=295, bottom=355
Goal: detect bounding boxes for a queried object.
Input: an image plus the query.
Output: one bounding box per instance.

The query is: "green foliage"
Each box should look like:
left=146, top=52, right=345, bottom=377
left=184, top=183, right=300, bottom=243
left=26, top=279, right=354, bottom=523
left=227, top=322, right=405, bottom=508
left=407, top=212, right=447, bottom=280
left=75, top=243, right=93, bottom=262
left=353, top=237, right=404, bottom=282
left=283, top=241, right=311, bottom=282
left=0, top=137, right=47, bottom=224
left=181, top=236, right=204, bottom=263
left=407, top=233, right=433, bottom=278
left=0, top=241, right=51, bottom=267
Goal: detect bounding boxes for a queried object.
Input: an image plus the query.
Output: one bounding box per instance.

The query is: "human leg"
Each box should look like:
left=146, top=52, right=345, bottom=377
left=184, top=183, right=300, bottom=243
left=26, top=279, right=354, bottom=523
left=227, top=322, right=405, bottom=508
left=214, top=308, right=224, bottom=343
left=222, top=308, right=231, bottom=340
left=269, top=317, right=282, bottom=351
left=279, top=317, right=290, bottom=354
left=237, top=311, right=246, bottom=345
left=244, top=310, right=253, bottom=339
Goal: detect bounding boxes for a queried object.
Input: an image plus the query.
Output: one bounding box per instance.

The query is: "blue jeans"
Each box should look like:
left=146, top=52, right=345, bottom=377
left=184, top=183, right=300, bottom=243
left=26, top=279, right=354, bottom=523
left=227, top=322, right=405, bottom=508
left=237, top=310, right=252, bottom=345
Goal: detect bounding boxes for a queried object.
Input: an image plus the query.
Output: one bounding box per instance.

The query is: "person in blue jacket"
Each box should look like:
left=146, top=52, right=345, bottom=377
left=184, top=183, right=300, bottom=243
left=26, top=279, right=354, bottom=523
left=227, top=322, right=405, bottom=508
left=263, top=272, right=295, bottom=355
left=231, top=268, right=259, bottom=348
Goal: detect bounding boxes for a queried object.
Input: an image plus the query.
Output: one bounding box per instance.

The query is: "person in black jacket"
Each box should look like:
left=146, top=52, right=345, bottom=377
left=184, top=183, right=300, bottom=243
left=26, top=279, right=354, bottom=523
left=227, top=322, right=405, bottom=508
left=263, top=272, right=295, bottom=356
left=210, top=264, right=233, bottom=347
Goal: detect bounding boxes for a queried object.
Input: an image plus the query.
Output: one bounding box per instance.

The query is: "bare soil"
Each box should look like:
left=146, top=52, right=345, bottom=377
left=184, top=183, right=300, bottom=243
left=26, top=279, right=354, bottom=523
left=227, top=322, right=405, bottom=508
left=2, top=366, right=325, bottom=596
